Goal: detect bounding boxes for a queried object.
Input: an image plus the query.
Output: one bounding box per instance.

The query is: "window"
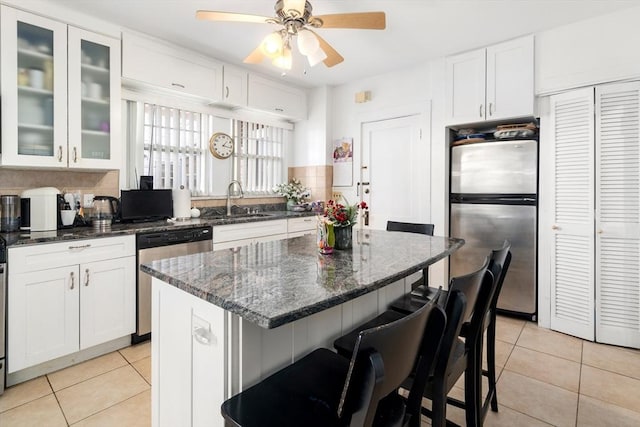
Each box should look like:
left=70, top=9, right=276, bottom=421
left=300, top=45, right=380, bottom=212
left=233, top=121, right=285, bottom=195
left=125, top=100, right=288, bottom=197
left=142, top=104, right=206, bottom=194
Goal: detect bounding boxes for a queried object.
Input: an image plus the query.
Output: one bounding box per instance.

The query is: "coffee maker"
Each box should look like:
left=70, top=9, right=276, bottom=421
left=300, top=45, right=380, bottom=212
left=20, top=187, right=61, bottom=232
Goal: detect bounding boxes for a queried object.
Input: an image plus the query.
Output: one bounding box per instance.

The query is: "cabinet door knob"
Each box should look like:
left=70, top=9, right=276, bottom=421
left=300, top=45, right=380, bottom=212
left=479, top=104, right=484, bottom=117
left=58, top=146, right=63, bottom=162
left=84, top=268, right=90, bottom=286
left=70, top=271, right=75, bottom=290
left=551, top=224, right=559, bottom=230
left=73, top=146, right=78, bottom=163
left=171, top=82, right=185, bottom=89
left=489, top=102, right=494, bottom=116
left=225, top=86, right=229, bottom=98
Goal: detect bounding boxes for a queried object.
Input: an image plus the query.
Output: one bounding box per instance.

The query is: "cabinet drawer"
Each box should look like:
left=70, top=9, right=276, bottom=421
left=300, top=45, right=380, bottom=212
left=9, top=235, right=135, bottom=273
left=287, top=216, right=316, bottom=233
left=213, top=220, right=287, bottom=244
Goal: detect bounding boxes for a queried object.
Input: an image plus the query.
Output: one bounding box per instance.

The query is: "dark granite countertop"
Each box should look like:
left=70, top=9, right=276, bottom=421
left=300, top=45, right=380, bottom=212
left=1, top=210, right=315, bottom=247
left=141, top=230, right=464, bottom=329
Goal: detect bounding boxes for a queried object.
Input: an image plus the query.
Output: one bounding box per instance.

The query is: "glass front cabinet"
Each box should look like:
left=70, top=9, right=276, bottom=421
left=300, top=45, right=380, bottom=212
left=0, top=6, right=121, bottom=169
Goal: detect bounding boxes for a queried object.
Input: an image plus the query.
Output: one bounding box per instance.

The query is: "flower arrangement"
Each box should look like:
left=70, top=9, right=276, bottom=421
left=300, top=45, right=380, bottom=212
left=323, top=197, right=368, bottom=228
left=273, top=178, right=311, bottom=204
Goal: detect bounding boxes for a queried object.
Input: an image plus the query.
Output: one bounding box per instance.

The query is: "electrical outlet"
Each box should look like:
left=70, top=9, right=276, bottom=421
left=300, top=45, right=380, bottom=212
left=332, top=191, right=343, bottom=201
left=83, top=194, right=94, bottom=208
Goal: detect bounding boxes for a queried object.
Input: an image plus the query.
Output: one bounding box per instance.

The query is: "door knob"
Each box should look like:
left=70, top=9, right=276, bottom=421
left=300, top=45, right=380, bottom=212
left=364, top=188, right=370, bottom=194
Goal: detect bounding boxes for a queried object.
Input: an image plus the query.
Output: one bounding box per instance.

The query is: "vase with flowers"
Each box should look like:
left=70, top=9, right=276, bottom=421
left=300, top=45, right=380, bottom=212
left=273, top=178, right=311, bottom=211
left=323, top=197, right=368, bottom=250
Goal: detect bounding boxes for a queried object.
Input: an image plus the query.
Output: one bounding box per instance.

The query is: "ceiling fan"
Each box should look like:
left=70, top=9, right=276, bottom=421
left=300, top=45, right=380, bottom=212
left=196, top=0, right=385, bottom=70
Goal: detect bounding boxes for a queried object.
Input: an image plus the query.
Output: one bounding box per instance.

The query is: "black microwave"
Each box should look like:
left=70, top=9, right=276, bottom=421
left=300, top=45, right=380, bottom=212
left=120, top=189, right=173, bottom=222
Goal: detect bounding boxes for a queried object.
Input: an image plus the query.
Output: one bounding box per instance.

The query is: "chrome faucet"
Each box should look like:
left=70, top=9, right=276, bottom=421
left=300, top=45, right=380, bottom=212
left=226, top=180, right=244, bottom=216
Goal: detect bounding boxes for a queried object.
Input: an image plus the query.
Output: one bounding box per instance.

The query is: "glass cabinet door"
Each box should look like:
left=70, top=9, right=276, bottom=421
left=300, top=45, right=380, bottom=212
left=17, top=22, right=55, bottom=157
left=68, top=27, right=121, bottom=169
left=0, top=6, right=68, bottom=167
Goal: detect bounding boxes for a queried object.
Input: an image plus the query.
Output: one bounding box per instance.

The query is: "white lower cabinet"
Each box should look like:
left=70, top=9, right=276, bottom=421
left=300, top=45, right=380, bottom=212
left=287, top=216, right=315, bottom=238
left=8, top=235, right=136, bottom=372
left=152, top=279, right=226, bottom=427
left=213, top=219, right=288, bottom=250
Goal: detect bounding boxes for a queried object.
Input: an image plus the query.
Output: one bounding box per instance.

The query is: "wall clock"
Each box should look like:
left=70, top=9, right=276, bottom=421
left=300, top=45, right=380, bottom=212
left=209, top=132, right=234, bottom=159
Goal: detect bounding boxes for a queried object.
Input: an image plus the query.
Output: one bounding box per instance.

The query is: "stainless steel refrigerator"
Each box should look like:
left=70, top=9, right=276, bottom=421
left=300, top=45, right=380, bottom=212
left=450, top=139, right=537, bottom=319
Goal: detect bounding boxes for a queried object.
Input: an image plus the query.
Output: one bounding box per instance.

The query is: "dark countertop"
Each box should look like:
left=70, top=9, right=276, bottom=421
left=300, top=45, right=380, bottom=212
left=1, top=210, right=316, bottom=247
left=141, top=230, right=464, bottom=329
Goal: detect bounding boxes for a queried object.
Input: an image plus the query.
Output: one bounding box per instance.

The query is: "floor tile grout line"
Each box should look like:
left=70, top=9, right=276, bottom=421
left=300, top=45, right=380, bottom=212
left=575, top=340, right=583, bottom=427
left=43, top=374, right=70, bottom=426
left=64, top=388, right=150, bottom=426
left=47, top=360, right=130, bottom=394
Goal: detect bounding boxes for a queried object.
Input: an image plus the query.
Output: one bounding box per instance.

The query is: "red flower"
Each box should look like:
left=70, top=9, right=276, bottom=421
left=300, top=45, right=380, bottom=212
left=322, top=197, right=369, bottom=227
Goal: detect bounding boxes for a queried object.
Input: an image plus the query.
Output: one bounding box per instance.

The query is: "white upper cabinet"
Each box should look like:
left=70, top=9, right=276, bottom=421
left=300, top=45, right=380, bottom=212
left=445, top=35, right=534, bottom=125
left=0, top=6, right=121, bottom=169
left=1, top=7, right=68, bottom=168
left=221, top=65, right=247, bottom=107
left=122, top=32, right=222, bottom=101
left=247, top=74, right=307, bottom=121
left=67, top=27, right=121, bottom=169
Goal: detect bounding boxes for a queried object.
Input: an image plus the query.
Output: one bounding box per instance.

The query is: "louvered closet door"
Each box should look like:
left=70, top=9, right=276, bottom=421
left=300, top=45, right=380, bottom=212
left=595, top=82, right=640, bottom=348
left=549, top=88, right=595, bottom=340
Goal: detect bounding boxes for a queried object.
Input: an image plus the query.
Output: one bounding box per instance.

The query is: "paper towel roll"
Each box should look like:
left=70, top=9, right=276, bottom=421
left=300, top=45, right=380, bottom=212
left=172, top=188, right=191, bottom=220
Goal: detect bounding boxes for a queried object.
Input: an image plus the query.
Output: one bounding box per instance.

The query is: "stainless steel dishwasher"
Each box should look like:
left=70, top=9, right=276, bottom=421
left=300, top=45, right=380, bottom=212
left=134, top=226, right=212, bottom=343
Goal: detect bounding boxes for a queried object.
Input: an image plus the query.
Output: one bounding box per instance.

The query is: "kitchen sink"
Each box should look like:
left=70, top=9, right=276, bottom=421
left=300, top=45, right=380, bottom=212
left=208, top=213, right=275, bottom=220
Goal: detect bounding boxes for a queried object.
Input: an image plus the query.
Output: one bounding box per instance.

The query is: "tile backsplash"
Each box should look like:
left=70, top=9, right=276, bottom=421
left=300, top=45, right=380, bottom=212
left=288, top=165, right=333, bottom=202
left=0, top=165, right=333, bottom=208
left=0, top=169, right=119, bottom=198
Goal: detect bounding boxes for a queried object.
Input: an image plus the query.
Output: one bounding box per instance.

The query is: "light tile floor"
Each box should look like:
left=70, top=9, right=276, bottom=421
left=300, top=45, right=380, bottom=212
left=1, top=317, right=640, bottom=426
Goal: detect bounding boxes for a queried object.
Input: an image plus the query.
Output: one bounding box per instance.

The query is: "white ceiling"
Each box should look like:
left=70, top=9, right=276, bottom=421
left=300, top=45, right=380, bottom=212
left=45, top=0, right=639, bottom=88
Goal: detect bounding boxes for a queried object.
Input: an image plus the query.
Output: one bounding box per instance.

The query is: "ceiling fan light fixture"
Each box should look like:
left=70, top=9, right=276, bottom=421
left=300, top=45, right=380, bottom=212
left=272, top=46, right=292, bottom=70
left=296, top=28, right=319, bottom=56
left=260, top=31, right=284, bottom=58
left=306, top=46, right=327, bottom=67
left=282, top=0, right=306, bottom=17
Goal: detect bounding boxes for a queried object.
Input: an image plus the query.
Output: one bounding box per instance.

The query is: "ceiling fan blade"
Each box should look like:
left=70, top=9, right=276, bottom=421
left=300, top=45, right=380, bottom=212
left=313, top=12, right=386, bottom=30
left=243, top=46, right=266, bottom=64
left=196, top=10, right=272, bottom=24
left=309, top=30, right=344, bottom=67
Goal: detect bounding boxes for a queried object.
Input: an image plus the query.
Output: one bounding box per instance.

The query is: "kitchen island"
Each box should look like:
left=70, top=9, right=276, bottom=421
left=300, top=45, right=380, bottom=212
left=142, top=229, right=464, bottom=427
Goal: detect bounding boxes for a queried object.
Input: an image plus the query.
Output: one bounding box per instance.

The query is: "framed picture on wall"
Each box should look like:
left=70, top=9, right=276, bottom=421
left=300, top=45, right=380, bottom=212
left=333, top=137, right=353, bottom=186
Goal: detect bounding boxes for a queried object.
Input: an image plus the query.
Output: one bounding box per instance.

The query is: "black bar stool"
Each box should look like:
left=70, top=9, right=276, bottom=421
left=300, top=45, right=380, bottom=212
left=386, top=221, right=434, bottom=293
left=220, top=290, right=446, bottom=427
left=335, top=258, right=492, bottom=427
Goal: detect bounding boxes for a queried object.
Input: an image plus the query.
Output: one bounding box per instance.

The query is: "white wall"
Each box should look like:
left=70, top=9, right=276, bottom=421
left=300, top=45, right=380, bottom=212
left=291, top=86, right=331, bottom=167
left=325, top=61, right=451, bottom=285
left=536, top=5, right=640, bottom=95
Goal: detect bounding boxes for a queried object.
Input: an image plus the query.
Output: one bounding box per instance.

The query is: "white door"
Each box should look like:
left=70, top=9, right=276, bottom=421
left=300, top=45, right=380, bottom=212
left=595, top=82, right=640, bottom=348
left=8, top=265, right=79, bottom=372
left=547, top=88, right=595, bottom=341
left=361, top=114, right=429, bottom=231
left=80, top=257, right=135, bottom=349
